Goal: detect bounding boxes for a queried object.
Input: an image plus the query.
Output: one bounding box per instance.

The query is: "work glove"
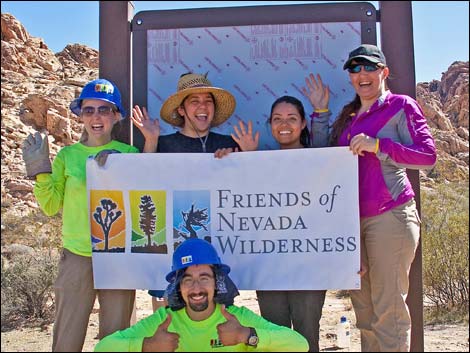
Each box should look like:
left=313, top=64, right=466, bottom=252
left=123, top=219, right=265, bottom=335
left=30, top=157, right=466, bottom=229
left=94, top=149, right=121, bottom=167
left=22, top=132, right=52, bottom=178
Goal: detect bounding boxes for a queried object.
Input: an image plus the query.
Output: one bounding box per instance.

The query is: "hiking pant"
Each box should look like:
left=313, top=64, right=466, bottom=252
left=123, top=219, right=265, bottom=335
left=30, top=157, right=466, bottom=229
left=52, top=249, right=135, bottom=352
left=350, top=199, right=420, bottom=352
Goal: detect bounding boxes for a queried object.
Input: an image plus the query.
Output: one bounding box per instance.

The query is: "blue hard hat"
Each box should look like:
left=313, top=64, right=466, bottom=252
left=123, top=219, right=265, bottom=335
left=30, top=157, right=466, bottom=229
left=165, top=238, right=230, bottom=282
left=69, top=78, right=125, bottom=117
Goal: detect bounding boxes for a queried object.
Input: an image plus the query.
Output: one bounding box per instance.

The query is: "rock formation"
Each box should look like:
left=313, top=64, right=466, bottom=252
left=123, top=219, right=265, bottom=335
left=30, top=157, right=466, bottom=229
left=1, top=13, right=98, bottom=215
left=417, top=61, right=469, bottom=184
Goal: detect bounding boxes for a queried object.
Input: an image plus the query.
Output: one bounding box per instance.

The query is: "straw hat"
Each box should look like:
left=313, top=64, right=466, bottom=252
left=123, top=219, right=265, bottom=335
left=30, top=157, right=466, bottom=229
left=160, top=73, right=236, bottom=127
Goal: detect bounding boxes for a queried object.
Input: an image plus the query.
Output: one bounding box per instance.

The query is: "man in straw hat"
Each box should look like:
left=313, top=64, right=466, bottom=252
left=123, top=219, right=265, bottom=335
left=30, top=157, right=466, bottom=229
left=132, top=72, right=259, bottom=155
left=132, top=72, right=259, bottom=310
left=95, top=238, right=309, bottom=351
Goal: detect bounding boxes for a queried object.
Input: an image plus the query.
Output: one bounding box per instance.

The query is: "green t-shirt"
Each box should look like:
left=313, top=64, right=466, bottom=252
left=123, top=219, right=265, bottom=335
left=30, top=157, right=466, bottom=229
left=34, top=141, right=139, bottom=257
left=94, top=303, right=308, bottom=352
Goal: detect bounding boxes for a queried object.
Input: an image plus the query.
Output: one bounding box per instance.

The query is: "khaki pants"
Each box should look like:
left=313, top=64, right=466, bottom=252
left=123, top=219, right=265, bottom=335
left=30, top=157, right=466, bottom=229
left=52, top=249, right=135, bottom=352
left=350, top=199, right=420, bottom=352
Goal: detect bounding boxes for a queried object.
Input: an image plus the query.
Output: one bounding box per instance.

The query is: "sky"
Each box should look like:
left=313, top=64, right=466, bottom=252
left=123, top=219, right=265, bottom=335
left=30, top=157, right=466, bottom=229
left=1, top=1, right=469, bottom=83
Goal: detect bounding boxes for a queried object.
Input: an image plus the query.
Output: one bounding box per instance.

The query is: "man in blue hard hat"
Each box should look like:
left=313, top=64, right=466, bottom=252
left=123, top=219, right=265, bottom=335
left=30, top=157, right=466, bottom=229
left=95, top=238, right=309, bottom=352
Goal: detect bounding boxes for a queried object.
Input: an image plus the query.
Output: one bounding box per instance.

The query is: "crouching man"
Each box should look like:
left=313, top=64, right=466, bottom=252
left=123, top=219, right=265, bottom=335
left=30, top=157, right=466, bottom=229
left=94, top=238, right=309, bottom=352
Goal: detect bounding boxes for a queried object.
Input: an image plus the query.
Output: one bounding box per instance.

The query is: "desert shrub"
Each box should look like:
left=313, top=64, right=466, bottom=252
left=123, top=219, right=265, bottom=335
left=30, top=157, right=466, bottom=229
left=1, top=248, right=59, bottom=330
left=423, top=304, right=468, bottom=325
left=421, top=182, right=469, bottom=321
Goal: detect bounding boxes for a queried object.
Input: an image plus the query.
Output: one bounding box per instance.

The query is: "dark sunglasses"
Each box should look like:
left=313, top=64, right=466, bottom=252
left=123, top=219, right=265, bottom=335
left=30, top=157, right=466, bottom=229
left=347, top=64, right=380, bottom=73
left=81, top=105, right=117, bottom=117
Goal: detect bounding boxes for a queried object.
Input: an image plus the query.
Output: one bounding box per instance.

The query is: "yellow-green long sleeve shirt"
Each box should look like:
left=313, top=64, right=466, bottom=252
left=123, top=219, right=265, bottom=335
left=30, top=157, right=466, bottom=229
left=34, top=141, right=138, bottom=257
left=94, top=303, right=309, bottom=352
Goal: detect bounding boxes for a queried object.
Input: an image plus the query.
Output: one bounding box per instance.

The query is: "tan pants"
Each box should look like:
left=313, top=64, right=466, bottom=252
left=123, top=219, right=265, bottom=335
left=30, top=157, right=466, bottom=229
left=52, top=249, right=135, bottom=352
left=350, top=199, right=420, bottom=352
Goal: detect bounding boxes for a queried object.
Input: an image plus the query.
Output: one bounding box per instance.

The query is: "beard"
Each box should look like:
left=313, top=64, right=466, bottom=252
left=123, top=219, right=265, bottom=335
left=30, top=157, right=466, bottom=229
left=188, top=293, right=209, bottom=312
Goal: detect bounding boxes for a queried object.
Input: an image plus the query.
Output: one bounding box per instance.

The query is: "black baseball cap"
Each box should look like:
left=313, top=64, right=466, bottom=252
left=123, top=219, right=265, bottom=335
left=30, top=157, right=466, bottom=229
left=343, top=44, right=386, bottom=70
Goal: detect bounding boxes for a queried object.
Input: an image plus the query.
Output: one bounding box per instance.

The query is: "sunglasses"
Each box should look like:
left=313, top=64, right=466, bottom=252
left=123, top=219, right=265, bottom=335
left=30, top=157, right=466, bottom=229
left=347, top=64, right=380, bottom=73
left=81, top=105, right=117, bottom=117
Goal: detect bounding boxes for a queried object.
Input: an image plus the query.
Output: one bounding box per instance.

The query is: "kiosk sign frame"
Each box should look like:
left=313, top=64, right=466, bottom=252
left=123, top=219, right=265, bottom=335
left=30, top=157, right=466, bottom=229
left=99, top=2, right=424, bottom=350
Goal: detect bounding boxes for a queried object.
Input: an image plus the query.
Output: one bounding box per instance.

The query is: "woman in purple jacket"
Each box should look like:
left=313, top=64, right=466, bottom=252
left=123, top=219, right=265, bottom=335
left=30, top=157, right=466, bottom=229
left=307, top=44, right=436, bottom=352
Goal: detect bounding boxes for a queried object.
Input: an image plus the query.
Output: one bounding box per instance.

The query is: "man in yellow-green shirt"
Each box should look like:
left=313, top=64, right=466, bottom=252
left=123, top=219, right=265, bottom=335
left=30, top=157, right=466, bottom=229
left=95, top=238, right=309, bottom=352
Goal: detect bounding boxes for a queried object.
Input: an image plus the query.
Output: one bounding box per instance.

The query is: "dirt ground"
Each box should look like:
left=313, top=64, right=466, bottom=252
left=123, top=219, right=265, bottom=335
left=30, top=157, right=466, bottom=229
left=1, top=290, right=468, bottom=352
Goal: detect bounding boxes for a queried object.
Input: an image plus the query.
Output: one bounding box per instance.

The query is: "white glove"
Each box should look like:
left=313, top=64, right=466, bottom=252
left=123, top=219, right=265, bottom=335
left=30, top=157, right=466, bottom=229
left=22, top=132, right=52, bottom=177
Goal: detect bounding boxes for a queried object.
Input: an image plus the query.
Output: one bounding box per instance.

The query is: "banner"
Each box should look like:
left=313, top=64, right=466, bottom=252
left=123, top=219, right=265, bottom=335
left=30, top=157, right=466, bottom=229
left=87, top=147, right=360, bottom=290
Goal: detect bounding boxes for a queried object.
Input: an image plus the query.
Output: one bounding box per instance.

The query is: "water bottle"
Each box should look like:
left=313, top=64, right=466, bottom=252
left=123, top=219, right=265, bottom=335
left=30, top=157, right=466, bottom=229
left=336, top=316, right=351, bottom=349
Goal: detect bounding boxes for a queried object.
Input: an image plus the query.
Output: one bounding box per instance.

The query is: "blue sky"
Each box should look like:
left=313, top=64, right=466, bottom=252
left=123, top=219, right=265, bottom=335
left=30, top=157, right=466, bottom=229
left=2, top=1, right=469, bottom=83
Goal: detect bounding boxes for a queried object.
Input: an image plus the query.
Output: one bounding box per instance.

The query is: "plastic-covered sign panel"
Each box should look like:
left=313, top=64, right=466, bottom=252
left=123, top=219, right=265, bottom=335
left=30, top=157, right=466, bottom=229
left=132, top=2, right=377, bottom=150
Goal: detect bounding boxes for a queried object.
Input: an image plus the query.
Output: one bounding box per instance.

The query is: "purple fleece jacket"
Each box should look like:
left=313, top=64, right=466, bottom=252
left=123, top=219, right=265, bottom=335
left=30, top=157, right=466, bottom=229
left=313, top=91, right=436, bottom=217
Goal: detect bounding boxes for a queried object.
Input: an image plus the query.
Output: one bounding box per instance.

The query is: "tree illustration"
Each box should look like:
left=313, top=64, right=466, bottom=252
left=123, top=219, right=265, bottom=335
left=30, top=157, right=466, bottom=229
left=93, top=199, right=122, bottom=251
left=139, top=195, right=157, bottom=247
left=181, top=203, right=208, bottom=239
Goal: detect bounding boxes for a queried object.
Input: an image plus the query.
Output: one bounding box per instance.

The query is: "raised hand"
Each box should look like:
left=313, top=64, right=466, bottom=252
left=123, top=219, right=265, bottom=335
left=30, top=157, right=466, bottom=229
left=216, top=305, right=250, bottom=346
left=21, top=131, right=52, bottom=177
left=131, top=105, right=160, bottom=152
left=302, top=73, right=330, bottom=111
left=231, top=120, right=260, bottom=151
left=143, top=314, right=179, bottom=352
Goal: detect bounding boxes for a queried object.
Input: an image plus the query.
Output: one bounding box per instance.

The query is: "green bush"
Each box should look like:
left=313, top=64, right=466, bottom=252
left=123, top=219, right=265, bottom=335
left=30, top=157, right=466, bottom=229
left=1, top=208, right=61, bottom=330
left=421, top=182, right=469, bottom=321
left=1, top=248, right=59, bottom=330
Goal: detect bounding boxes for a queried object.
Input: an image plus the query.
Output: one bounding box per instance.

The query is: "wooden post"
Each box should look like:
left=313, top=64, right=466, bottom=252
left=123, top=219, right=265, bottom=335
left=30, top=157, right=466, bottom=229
left=99, top=0, right=137, bottom=325
left=99, top=1, right=134, bottom=144
left=379, top=2, right=424, bottom=351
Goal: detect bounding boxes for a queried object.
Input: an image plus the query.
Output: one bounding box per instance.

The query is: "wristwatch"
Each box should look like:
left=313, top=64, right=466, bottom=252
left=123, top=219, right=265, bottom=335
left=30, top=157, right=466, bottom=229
left=246, top=327, right=259, bottom=347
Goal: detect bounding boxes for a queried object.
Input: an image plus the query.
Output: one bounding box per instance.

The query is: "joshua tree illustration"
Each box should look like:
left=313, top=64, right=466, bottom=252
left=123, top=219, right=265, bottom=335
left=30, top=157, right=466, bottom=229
left=139, top=195, right=157, bottom=247
left=93, top=199, right=122, bottom=251
left=181, top=203, right=208, bottom=239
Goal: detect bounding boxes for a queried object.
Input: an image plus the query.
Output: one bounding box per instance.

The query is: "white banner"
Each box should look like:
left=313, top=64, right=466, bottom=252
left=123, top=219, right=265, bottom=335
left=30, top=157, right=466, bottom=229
left=87, top=147, right=360, bottom=290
